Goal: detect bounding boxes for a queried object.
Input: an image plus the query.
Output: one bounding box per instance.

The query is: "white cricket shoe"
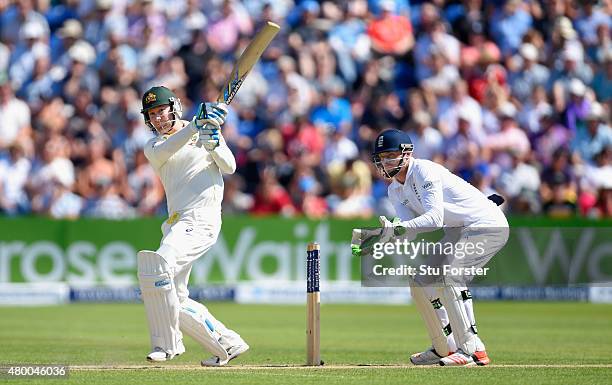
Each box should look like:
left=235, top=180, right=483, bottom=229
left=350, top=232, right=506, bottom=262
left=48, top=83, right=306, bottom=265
left=439, top=349, right=490, bottom=366
left=201, top=342, right=250, bottom=367
left=146, top=341, right=186, bottom=362
left=410, top=347, right=444, bottom=365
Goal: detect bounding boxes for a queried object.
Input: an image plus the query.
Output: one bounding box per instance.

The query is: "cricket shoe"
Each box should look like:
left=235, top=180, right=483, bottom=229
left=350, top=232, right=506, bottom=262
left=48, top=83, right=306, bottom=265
left=439, top=349, right=490, bottom=366
left=201, top=342, right=250, bottom=367
left=410, top=347, right=444, bottom=365
left=146, top=340, right=186, bottom=362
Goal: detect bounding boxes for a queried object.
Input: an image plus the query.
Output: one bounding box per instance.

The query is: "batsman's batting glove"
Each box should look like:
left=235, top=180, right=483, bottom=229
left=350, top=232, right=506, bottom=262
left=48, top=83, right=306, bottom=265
left=194, top=102, right=229, bottom=151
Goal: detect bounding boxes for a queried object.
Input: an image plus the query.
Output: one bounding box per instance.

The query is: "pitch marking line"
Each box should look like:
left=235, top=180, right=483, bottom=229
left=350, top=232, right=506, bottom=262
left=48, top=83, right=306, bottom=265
left=69, top=364, right=612, bottom=371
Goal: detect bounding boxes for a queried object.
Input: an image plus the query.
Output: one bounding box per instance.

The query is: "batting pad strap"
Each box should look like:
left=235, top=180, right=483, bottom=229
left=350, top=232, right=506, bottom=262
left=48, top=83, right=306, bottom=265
left=443, top=323, right=452, bottom=336
left=179, top=301, right=229, bottom=360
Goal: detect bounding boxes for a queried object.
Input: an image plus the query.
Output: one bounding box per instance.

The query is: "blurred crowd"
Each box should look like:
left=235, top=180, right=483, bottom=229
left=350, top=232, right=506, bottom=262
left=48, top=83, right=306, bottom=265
left=0, top=0, right=611, bottom=220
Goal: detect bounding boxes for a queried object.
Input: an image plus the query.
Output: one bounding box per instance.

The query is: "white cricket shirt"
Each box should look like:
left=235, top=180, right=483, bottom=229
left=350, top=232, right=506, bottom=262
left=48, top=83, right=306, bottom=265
left=144, top=120, right=236, bottom=214
left=388, top=158, right=507, bottom=230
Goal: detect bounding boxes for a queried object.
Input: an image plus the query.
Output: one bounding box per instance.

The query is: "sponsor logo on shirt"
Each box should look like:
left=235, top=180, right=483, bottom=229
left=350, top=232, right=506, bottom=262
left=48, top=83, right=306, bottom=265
left=422, top=181, right=433, bottom=190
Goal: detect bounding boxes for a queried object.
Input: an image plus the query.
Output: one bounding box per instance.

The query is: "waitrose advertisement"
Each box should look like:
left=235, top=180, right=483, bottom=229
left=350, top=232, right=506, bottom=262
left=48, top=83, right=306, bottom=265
left=0, top=217, right=611, bottom=286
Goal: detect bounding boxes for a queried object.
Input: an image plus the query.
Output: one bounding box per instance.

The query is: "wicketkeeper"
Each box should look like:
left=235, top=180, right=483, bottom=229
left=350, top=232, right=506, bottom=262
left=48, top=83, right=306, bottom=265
left=137, top=86, right=248, bottom=366
left=359, top=129, right=509, bottom=366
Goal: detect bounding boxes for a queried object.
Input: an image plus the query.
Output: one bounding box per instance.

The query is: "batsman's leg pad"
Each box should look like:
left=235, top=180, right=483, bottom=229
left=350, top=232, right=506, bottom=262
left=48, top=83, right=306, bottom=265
left=438, top=284, right=478, bottom=355
left=179, top=298, right=229, bottom=360
left=138, top=250, right=182, bottom=355
left=411, top=283, right=453, bottom=356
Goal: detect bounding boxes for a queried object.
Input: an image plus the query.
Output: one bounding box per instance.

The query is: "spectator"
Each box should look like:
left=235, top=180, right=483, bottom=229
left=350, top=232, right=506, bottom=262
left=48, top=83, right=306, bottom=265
left=531, top=105, right=571, bottom=166
left=48, top=177, right=84, bottom=219
left=489, top=0, right=532, bottom=56
left=407, top=111, right=443, bottom=161
left=414, top=19, right=460, bottom=83
left=575, top=2, right=610, bottom=50
left=76, top=139, right=116, bottom=199
left=0, top=142, right=31, bottom=215
left=82, top=176, right=135, bottom=219
left=498, top=151, right=541, bottom=213
left=550, top=16, right=584, bottom=65
left=367, top=0, right=414, bottom=56
left=250, top=168, right=296, bottom=216
left=223, top=174, right=254, bottom=215
left=592, top=49, right=611, bottom=103
left=328, top=1, right=370, bottom=84
left=438, top=80, right=484, bottom=141
left=9, top=21, right=50, bottom=91
left=51, top=19, right=83, bottom=68
left=564, top=78, right=591, bottom=134
left=1, top=0, right=49, bottom=46
left=28, top=136, right=75, bottom=214
left=572, top=103, right=612, bottom=165
left=421, top=47, right=460, bottom=98
left=550, top=47, right=593, bottom=110
left=206, top=0, right=253, bottom=54
left=509, top=43, right=550, bottom=103
left=540, top=148, right=576, bottom=218
left=310, top=78, right=352, bottom=135
left=0, top=72, right=31, bottom=150
left=125, top=149, right=164, bottom=216
left=0, top=0, right=610, bottom=219
left=322, top=127, right=359, bottom=170
left=483, top=103, right=531, bottom=170
left=330, top=173, right=373, bottom=219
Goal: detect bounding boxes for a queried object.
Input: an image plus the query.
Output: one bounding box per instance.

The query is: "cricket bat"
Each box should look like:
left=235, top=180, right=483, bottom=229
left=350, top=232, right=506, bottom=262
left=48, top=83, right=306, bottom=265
left=217, top=21, right=280, bottom=105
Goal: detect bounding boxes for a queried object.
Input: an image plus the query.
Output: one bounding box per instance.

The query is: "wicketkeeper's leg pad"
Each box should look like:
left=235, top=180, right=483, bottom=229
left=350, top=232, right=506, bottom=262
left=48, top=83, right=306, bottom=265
left=179, top=298, right=230, bottom=360
left=138, top=250, right=182, bottom=355
left=438, top=284, right=479, bottom=355
left=411, top=283, right=455, bottom=356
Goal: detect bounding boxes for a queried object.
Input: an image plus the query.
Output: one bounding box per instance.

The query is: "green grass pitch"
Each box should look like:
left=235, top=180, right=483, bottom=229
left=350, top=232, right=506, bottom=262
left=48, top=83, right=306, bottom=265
left=1, top=302, right=611, bottom=384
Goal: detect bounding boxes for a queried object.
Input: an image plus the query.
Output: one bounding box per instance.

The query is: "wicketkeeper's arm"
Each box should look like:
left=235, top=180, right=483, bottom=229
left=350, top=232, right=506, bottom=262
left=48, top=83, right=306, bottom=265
left=395, top=168, right=444, bottom=231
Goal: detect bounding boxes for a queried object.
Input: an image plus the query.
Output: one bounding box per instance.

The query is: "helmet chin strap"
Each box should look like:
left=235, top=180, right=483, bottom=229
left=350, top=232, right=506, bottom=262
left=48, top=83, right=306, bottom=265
left=153, top=117, right=181, bottom=135
left=382, top=152, right=410, bottom=178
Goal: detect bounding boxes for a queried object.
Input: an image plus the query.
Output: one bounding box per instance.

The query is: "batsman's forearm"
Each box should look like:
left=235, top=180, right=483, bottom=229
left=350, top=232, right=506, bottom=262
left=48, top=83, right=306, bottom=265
left=145, top=122, right=197, bottom=167
left=210, top=138, right=236, bottom=174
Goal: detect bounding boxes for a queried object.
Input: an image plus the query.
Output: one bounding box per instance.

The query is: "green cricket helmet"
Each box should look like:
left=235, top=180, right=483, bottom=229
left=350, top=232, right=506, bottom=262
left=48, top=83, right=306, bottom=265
left=140, top=86, right=183, bottom=131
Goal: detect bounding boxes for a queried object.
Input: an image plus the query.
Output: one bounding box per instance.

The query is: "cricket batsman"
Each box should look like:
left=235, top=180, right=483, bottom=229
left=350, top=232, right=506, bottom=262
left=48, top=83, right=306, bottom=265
left=363, top=129, right=509, bottom=366
left=137, top=86, right=248, bottom=366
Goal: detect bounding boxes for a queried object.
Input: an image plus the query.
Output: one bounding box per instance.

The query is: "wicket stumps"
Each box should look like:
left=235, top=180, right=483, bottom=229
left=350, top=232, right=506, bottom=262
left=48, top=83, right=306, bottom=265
left=306, top=242, right=322, bottom=366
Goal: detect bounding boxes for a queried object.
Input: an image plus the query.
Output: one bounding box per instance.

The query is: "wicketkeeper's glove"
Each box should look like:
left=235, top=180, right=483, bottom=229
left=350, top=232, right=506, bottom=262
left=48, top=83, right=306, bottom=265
left=379, top=216, right=408, bottom=243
